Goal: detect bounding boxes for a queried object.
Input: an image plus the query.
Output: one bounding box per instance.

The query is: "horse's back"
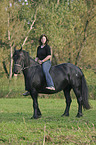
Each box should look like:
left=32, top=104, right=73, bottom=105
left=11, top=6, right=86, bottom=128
left=28, top=62, right=83, bottom=93
left=49, top=63, right=70, bottom=90
left=50, top=63, right=83, bottom=89
left=51, top=63, right=82, bottom=77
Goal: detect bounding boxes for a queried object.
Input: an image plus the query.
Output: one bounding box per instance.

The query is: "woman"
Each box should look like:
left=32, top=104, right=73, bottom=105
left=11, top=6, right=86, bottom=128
left=35, top=34, right=55, bottom=90
left=23, top=34, right=55, bottom=96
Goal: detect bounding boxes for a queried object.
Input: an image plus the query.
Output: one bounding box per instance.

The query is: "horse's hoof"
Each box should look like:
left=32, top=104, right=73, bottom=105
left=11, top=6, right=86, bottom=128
left=31, top=116, right=34, bottom=119
left=31, top=115, right=42, bottom=119
left=37, top=115, right=42, bottom=118
left=34, top=115, right=42, bottom=119
left=76, top=113, right=83, bottom=118
left=61, top=113, right=69, bottom=117
left=31, top=116, right=38, bottom=119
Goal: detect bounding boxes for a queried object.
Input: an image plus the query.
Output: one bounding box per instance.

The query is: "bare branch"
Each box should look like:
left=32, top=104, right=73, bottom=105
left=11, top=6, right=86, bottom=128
left=57, top=0, right=59, bottom=5
left=22, top=10, right=37, bottom=47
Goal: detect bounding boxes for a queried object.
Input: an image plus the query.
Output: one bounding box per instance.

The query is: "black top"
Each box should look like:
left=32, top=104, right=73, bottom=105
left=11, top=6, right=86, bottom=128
left=37, top=44, right=51, bottom=60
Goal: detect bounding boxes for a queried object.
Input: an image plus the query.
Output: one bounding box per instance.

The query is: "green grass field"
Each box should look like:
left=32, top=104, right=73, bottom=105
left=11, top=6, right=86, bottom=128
left=0, top=69, right=96, bottom=144
left=0, top=98, right=96, bottom=145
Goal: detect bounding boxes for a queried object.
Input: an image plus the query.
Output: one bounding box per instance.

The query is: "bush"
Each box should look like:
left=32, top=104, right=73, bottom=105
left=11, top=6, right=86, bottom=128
left=83, top=69, right=96, bottom=100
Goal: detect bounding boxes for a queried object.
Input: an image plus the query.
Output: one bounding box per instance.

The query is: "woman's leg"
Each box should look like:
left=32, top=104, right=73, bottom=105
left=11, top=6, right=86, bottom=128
left=42, top=60, right=54, bottom=87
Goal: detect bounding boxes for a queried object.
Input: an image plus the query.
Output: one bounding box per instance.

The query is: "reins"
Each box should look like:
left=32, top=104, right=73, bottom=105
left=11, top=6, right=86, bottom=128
left=14, top=63, right=40, bottom=71
left=14, top=63, right=40, bottom=82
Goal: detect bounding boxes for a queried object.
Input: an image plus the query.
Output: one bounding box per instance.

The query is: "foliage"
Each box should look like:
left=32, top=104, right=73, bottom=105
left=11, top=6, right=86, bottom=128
left=83, top=69, right=96, bottom=100
left=0, top=0, right=96, bottom=77
left=0, top=98, right=96, bottom=144
left=0, top=0, right=37, bottom=77
left=29, top=0, right=96, bottom=68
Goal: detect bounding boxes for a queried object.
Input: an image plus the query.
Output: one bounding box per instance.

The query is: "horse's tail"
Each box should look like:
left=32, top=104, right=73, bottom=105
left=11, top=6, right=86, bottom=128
left=82, top=75, right=90, bottom=109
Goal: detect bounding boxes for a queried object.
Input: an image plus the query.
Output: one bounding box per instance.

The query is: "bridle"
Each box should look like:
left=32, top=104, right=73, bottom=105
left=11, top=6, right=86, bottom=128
left=14, top=63, right=40, bottom=72
left=14, top=63, right=41, bottom=81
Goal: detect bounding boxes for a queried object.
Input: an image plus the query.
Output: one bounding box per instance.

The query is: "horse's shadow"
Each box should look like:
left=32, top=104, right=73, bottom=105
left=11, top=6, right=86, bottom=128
left=0, top=111, right=65, bottom=123
left=0, top=108, right=94, bottom=124
left=0, top=112, right=33, bottom=123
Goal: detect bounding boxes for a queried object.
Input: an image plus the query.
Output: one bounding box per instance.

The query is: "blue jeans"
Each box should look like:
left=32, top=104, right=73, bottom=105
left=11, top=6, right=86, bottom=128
left=42, top=60, right=54, bottom=87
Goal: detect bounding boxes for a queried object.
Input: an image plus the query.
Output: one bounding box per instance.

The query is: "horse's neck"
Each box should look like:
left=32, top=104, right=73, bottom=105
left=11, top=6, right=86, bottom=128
left=23, top=56, right=38, bottom=77
left=30, top=57, right=38, bottom=65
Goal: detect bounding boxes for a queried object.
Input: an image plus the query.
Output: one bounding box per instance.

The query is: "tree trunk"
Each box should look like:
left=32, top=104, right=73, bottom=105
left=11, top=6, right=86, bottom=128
left=8, top=13, right=13, bottom=79
left=9, top=46, right=13, bottom=79
left=75, top=20, right=89, bottom=66
left=57, top=0, right=59, bottom=5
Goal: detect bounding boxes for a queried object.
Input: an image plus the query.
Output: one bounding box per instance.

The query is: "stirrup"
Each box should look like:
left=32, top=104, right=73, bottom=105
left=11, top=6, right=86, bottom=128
left=23, top=91, right=30, bottom=96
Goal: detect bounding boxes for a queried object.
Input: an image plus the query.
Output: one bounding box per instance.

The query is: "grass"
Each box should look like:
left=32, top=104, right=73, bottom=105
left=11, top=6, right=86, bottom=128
left=0, top=69, right=96, bottom=144
left=0, top=98, right=96, bottom=145
left=0, top=74, right=25, bottom=98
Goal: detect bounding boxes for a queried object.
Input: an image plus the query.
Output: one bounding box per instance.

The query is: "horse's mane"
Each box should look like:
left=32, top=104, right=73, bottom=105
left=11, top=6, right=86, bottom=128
left=22, top=50, right=38, bottom=65
left=29, top=56, right=39, bottom=65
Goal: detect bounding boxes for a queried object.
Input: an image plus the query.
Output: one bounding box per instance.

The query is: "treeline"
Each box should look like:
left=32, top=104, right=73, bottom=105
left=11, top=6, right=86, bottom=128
left=0, top=0, right=96, bottom=78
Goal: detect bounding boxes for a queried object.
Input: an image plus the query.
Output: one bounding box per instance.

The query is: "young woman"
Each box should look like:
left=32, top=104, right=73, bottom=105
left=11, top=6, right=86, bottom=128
left=23, top=34, right=55, bottom=96
left=35, top=34, right=55, bottom=90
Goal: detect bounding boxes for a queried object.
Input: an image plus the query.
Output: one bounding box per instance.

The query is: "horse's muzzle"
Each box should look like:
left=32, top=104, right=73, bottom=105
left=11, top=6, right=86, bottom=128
left=13, top=68, right=20, bottom=74
left=14, top=70, right=20, bottom=74
left=13, top=64, right=22, bottom=74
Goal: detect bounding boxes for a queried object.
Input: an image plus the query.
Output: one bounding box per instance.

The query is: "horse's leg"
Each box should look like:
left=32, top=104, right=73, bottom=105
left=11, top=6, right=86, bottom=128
left=73, top=87, right=83, bottom=117
left=37, top=108, right=42, bottom=116
left=62, top=87, right=72, bottom=117
left=30, top=89, right=41, bottom=119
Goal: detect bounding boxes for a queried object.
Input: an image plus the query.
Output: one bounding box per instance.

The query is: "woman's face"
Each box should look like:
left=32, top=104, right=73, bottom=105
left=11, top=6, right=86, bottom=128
left=41, top=36, right=46, bottom=44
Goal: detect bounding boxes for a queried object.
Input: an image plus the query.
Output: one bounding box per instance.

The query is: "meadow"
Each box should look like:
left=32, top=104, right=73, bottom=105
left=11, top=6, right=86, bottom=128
left=0, top=98, right=96, bottom=145
left=0, top=69, right=96, bottom=144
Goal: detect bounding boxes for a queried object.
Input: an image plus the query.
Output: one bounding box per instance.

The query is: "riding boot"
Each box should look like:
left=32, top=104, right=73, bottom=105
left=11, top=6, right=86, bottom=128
left=23, top=91, right=30, bottom=96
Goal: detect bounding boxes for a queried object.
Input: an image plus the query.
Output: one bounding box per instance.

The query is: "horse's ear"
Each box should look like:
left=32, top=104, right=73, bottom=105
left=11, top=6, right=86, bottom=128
left=14, top=46, right=16, bottom=51
left=19, top=46, right=22, bottom=51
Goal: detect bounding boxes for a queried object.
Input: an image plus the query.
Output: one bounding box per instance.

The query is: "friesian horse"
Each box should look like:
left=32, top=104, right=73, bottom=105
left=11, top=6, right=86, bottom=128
left=13, top=48, right=90, bottom=119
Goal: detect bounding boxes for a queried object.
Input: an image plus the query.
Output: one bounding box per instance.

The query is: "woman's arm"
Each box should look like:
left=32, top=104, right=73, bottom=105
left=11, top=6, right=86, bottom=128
left=37, top=55, right=51, bottom=64
left=42, top=55, right=51, bottom=63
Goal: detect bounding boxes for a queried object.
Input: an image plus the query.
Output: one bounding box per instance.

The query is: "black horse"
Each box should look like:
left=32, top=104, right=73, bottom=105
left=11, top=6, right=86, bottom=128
left=13, top=48, right=90, bottom=119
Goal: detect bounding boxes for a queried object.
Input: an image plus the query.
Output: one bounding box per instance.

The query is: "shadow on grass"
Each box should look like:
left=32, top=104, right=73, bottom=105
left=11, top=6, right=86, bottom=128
left=0, top=108, right=95, bottom=124
left=0, top=112, right=33, bottom=123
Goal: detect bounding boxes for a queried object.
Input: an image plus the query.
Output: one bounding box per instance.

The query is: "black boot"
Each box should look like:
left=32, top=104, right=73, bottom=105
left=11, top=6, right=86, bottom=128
left=23, top=91, right=30, bottom=96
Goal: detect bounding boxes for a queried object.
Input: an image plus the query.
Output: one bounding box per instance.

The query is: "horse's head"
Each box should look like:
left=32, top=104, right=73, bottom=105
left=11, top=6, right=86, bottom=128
left=13, top=47, right=30, bottom=74
left=13, top=47, right=25, bottom=74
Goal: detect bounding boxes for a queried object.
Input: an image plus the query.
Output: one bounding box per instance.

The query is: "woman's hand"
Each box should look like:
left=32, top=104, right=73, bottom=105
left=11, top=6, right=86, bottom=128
left=35, top=57, right=43, bottom=64
left=38, top=60, right=43, bottom=64
left=35, top=57, right=38, bottom=62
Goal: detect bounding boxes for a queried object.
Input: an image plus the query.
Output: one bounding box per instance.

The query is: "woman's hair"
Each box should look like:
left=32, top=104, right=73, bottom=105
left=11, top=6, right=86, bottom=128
left=39, top=34, right=49, bottom=45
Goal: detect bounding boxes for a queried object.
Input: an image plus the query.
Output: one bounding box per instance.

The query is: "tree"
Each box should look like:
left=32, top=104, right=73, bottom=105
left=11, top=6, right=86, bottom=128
left=0, top=0, right=37, bottom=78
left=0, top=0, right=96, bottom=78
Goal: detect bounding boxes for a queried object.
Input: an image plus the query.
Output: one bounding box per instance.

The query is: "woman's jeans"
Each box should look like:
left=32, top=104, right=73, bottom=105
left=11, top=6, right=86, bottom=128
left=42, top=60, right=54, bottom=87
